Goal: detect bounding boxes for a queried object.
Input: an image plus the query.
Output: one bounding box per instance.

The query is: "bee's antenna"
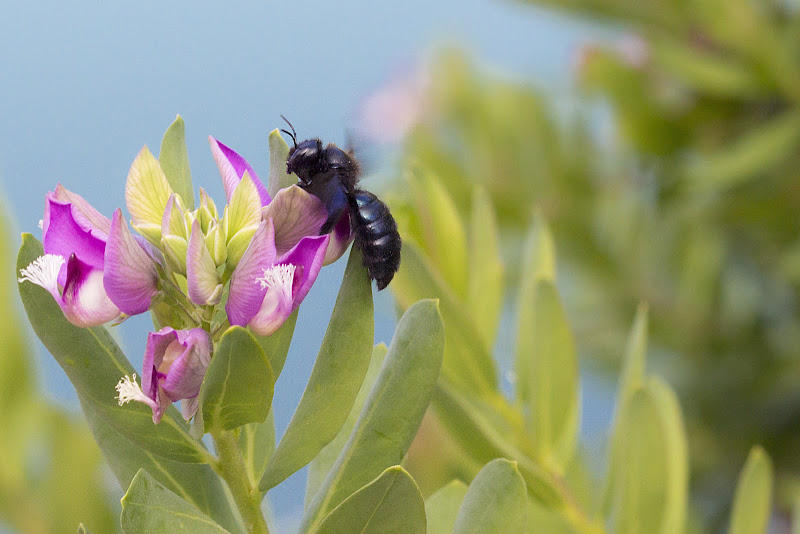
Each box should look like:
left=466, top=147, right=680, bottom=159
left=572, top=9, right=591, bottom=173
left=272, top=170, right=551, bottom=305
left=280, top=115, right=298, bottom=148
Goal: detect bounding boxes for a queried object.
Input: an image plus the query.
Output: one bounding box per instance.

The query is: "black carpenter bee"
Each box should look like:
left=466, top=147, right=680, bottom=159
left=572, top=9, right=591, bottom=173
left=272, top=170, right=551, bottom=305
left=281, top=116, right=401, bottom=290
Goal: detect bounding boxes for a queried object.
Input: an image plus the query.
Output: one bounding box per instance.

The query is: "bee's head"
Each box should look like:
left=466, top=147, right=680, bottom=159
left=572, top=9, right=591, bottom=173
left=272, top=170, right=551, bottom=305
left=286, top=138, right=326, bottom=185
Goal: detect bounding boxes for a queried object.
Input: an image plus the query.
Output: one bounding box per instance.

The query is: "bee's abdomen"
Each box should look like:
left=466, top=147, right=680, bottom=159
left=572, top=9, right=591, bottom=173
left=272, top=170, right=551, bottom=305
left=349, top=190, right=401, bottom=290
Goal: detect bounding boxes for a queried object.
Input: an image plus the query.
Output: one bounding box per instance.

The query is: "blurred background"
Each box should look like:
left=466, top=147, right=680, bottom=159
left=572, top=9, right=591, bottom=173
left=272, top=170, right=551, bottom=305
left=3, top=0, right=800, bottom=532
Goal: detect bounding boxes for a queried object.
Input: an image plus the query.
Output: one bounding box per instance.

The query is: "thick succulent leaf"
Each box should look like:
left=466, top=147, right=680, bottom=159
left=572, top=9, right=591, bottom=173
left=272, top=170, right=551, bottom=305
left=299, top=300, right=444, bottom=533
left=315, top=466, right=426, bottom=534
left=267, top=129, right=295, bottom=197
left=392, top=241, right=496, bottom=395
left=452, top=459, right=527, bottom=534
left=467, top=185, right=504, bottom=347
left=518, top=280, right=579, bottom=469
left=251, top=309, right=297, bottom=381
left=82, top=399, right=243, bottom=533
left=306, top=344, right=389, bottom=505
left=613, top=379, right=688, bottom=534
left=17, top=235, right=209, bottom=463
left=728, top=447, right=773, bottom=534
left=514, top=212, right=555, bottom=406
left=159, top=115, right=194, bottom=209
left=200, top=327, right=274, bottom=433
left=425, top=480, right=469, bottom=534
left=260, top=246, right=373, bottom=491
left=432, top=378, right=563, bottom=507
left=121, top=470, right=230, bottom=534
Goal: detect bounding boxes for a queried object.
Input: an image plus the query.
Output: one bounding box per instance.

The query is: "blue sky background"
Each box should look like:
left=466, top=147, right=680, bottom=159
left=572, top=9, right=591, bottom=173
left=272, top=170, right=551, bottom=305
left=0, top=1, right=615, bottom=529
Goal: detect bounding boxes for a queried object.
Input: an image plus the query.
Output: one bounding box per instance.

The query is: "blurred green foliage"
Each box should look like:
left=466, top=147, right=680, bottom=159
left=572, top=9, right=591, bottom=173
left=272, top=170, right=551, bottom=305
left=0, top=204, right=116, bottom=533
left=390, top=141, right=786, bottom=532
left=386, top=0, right=800, bottom=525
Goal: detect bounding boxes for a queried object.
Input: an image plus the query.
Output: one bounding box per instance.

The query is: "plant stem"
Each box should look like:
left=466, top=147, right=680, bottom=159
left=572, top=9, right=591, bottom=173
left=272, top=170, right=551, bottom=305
left=212, top=430, right=269, bottom=534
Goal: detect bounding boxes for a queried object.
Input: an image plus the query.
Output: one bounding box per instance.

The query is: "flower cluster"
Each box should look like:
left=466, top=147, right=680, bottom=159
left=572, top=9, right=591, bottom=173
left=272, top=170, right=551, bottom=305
left=19, top=134, right=352, bottom=423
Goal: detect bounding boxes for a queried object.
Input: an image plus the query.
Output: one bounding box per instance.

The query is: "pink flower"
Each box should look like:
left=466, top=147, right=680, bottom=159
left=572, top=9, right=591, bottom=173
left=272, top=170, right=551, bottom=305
left=115, top=327, right=212, bottom=424
left=226, top=219, right=329, bottom=336
left=18, top=186, right=159, bottom=326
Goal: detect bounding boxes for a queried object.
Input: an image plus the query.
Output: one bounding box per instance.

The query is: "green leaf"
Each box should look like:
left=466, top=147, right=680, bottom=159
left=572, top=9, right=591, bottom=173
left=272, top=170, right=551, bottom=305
left=515, top=212, right=555, bottom=406
left=239, top=411, right=276, bottom=488
left=613, top=379, right=688, bottom=534
left=121, top=470, right=230, bottom=534
left=650, top=37, right=766, bottom=98
left=10, top=406, right=118, bottom=534
left=299, top=300, right=445, bottom=533
left=260, top=247, right=373, bottom=491
left=16, top=235, right=209, bottom=463
left=517, top=279, right=579, bottom=469
left=82, top=401, right=243, bottom=533
left=603, top=304, right=649, bottom=514
left=524, top=211, right=556, bottom=282
left=267, top=129, right=295, bottom=198
left=315, top=466, right=426, bottom=534
left=408, top=167, right=468, bottom=296
left=729, top=447, right=773, bottom=534
left=200, top=326, right=274, bottom=433
left=392, top=241, right=497, bottom=395
left=526, top=498, right=577, bottom=534
left=467, top=185, right=504, bottom=347
left=0, top=209, right=38, bottom=488
left=452, top=459, right=527, bottom=534
left=687, top=110, right=800, bottom=192
left=306, top=344, right=389, bottom=506
left=2, top=215, right=117, bottom=534
left=159, top=115, right=194, bottom=209
left=432, top=379, right=563, bottom=507
left=618, top=304, right=649, bottom=405
left=425, top=480, right=469, bottom=534
left=252, top=308, right=297, bottom=381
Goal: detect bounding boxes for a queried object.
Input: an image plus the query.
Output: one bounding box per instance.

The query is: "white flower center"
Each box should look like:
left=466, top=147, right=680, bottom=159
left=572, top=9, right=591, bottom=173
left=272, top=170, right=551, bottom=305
left=256, top=263, right=296, bottom=296
left=115, top=374, right=149, bottom=406
left=18, top=254, right=65, bottom=294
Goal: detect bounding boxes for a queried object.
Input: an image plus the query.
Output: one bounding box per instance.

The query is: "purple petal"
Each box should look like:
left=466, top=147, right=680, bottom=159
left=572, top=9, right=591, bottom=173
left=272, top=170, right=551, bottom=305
left=261, top=185, right=328, bottom=257
left=278, top=234, right=330, bottom=307
left=104, top=210, right=159, bottom=316
left=323, top=211, right=354, bottom=266
left=159, top=328, right=212, bottom=401
left=51, top=184, right=112, bottom=237
left=248, top=272, right=295, bottom=336
left=187, top=220, right=221, bottom=305
left=43, top=194, right=108, bottom=287
left=209, top=136, right=271, bottom=207
left=141, top=328, right=175, bottom=404
left=60, top=253, right=120, bottom=327
left=181, top=396, right=200, bottom=421
left=226, top=219, right=278, bottom=327
left=141, top=327, right=211, bottom=422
